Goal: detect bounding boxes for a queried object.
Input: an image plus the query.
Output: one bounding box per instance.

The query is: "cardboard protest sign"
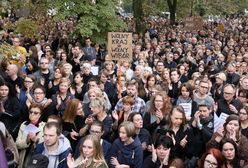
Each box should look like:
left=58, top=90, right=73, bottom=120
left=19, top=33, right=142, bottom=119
left=217, top=23, right=225, bottom=32
left=107, top=32, right=132, bottom=61
left=184, top=16, right=203, bottom=31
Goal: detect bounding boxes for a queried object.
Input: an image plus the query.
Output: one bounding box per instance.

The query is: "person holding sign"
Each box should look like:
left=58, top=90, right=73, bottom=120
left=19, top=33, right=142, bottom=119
left=176, top=82, right=198, bottom=120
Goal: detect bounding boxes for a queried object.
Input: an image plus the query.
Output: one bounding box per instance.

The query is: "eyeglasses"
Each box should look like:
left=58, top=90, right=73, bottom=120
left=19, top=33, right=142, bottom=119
left=24, top=80, right=34, bottom=83
left=34, top=92, right=44, bottom=95
left=204, top=159, right=218, bottom=168
left=200, top=85, right=209, bottom=89
left=89, top=130, right=102, bottom=134
left=29, top=111, right=40, bottom=115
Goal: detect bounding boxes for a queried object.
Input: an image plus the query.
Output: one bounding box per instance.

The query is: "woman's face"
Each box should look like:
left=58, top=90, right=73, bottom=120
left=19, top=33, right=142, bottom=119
left=204, top=154, right=218, bottom=168
left=222, top=142, right=235, bottom=161
left=26, top=62, right=33, bottom=71
left=0, top=85, right=9, bottom=97
left=54, top=69, right=62, bottom=79
left=82, top=139, right=94, bottom=158
left=74, top=74, right=82, bottom=84
left=83, top=67, right=91, bottom=75
left=181, top=86, right=190, bottom=99
left=215, top=76, right=223, bottom=85
left=163, top=70, right=170, bottom=80
left=61, top=53, right=67, bottom=60
left=29, top=107, right=41, bottom=122
left=119, top=126, right=129, bottom=143
left=91, top=106, right=102, bottom=115
left=105, top=63, right=113, bottom=71
left=156, top=145, right=169, bottom=162
left=170, top=110, right=183, bottom=127
left=239, top=109, right=248, bottom=121
left=147, top=77, right=156, bottom=87
left=226, top=120, right=239, bottom=135
left=77, top=103, right=83, bottom=116
left=89, top=92, right=97, bottom=101
left=135, top=67, right=142, bottom=77
left=59, top=82, right=69, bottom=93
left=24, top=77, right=35, bottom=89
left=154, top=95, right=164, bottom=110
left=33, top=88, right=45, bottom=103
left=133, top=114, right=143, bottom=129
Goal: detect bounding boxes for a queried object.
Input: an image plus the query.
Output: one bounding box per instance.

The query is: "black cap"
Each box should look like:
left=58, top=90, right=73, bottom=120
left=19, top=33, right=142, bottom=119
left=27, top=154, right=49, bottom=168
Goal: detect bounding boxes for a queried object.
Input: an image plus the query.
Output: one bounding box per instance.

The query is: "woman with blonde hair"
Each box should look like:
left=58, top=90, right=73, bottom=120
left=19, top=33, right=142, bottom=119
left=62, top=98, right=86, bottom=152
left=67, top=135, right=108, bottom=168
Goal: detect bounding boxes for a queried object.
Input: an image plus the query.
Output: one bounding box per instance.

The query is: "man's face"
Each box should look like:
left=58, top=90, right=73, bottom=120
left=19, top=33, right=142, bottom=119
left=199, top=106, right=210, bottom=119
left=170, top=71, right=179, bottom=82
left=12, top=37, right=20, bottom=47
left=40, top=58, right=49, bottom=70
left=199, top=82, right=209, bottom=95
left=44, top=127, right=59, bottom=147
left=223, top=86, right=235, bottom=102
left=6, top=65, right=15, bottom=77
left=127, top=85, right=137, bottom=97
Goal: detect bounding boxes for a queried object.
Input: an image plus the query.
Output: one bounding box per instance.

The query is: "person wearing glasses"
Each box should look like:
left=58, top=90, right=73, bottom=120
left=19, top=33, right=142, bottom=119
left=198, top=148, right=225, bottom=168
left=33, top=57, right=54, bottom=89
left=16, top=103, right=46, bottom=168
left=194, top=80, right=215, bottom=112
left=215, top=84, right=243, bottom=117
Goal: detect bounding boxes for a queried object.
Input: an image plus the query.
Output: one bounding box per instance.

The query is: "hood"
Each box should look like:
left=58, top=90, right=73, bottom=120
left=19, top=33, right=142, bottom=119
left=44, top=134, right=71, bottom=156
left=116, top=136, right=141, bottom=151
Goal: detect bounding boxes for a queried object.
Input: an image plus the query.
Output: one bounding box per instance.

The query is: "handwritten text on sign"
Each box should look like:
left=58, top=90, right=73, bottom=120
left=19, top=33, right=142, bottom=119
left=108, top=32, right=132, bottom=60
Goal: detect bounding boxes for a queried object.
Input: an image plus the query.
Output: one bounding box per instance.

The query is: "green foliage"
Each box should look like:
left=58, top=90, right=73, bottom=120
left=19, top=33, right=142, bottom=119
left=4, top=18, right=39, bottom=38
left=52, top=0, right=126, bottom=44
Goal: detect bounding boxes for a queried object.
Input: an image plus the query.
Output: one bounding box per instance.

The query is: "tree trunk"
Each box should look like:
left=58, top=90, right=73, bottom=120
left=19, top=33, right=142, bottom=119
left=167, top=0, right=177, bottom=25
left=133, top=0, right=145, bottom=33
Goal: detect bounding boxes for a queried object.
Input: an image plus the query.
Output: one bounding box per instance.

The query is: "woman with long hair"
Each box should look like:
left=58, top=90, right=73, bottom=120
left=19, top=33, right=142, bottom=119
left=144, top=92, right=172, bottom=134
left=0, top=82, right=21, bottom=139
left=144, top=74, right=157, bottom=102
left=67, top=135, right=108, bottom=168
left=220, top=138, right=241, bottom=168
left=16, top=103, right=46, bottom=167
left=164, top=106, right=194, bottom=160
left=207, top=114, right=248, bottom=163
left=62, top=99, right=86, bottom=152
left=198, top=148, right=225, bottom=168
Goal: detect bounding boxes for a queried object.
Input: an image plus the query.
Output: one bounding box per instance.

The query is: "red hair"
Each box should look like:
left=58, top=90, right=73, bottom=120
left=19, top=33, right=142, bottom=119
left=198, top=148, right=225, bottom=168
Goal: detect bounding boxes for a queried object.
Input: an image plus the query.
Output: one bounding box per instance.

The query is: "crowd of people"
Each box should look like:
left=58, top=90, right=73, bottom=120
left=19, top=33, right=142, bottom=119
left=0, top=10, right=248, bottom=168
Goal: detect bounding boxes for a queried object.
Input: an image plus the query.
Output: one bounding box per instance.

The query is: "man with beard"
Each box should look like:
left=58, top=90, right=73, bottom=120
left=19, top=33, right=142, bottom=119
left=114, top=79, right=145, bottom=115
left=190, top=104, right=214, bottom=157
left=35, top=122, right=71, bottom=168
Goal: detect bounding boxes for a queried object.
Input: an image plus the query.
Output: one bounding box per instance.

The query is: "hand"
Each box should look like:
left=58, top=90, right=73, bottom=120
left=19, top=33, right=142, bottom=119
left=216, top=127, right=224, bottom=138
left=67, top=153, right=74, bottom=168
left=141, top=142, right=147, bottom=150
left=0, top=101, right=5, bottom=113
left=229, top=129, right=237, bottom=142
left=151, top=144, right=157, bottom=163
left=85, top=116, right=94, bottom=125
left=192, top=111, right=200, bottom=127
left=70, top=129, right=79, bottom=140
left=28, top=132, right=38, bottom=142
left=40, top=78, right=45, bottom=86
left=180, top=135, right=188, bottom=148
left=15, top=85, right=20, bottom=94
left=110, top=157, right=120, bottom=166
left=147, top=145, right=152, bottom=152
left=162, top=148, right=171, bottom=166
left=48, top=81, right=52, bottom=89
left=229, top=104, right=238, bottom=114
left=166, top=133, right=176, bottom=145
left=57, top=95, right=62, bottom=106
left=112, top=111, right=119, bottom=121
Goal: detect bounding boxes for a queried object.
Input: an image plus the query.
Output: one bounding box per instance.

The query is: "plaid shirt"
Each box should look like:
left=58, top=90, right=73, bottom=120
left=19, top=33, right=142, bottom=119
left=114, top=96, right=146, bottom=115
